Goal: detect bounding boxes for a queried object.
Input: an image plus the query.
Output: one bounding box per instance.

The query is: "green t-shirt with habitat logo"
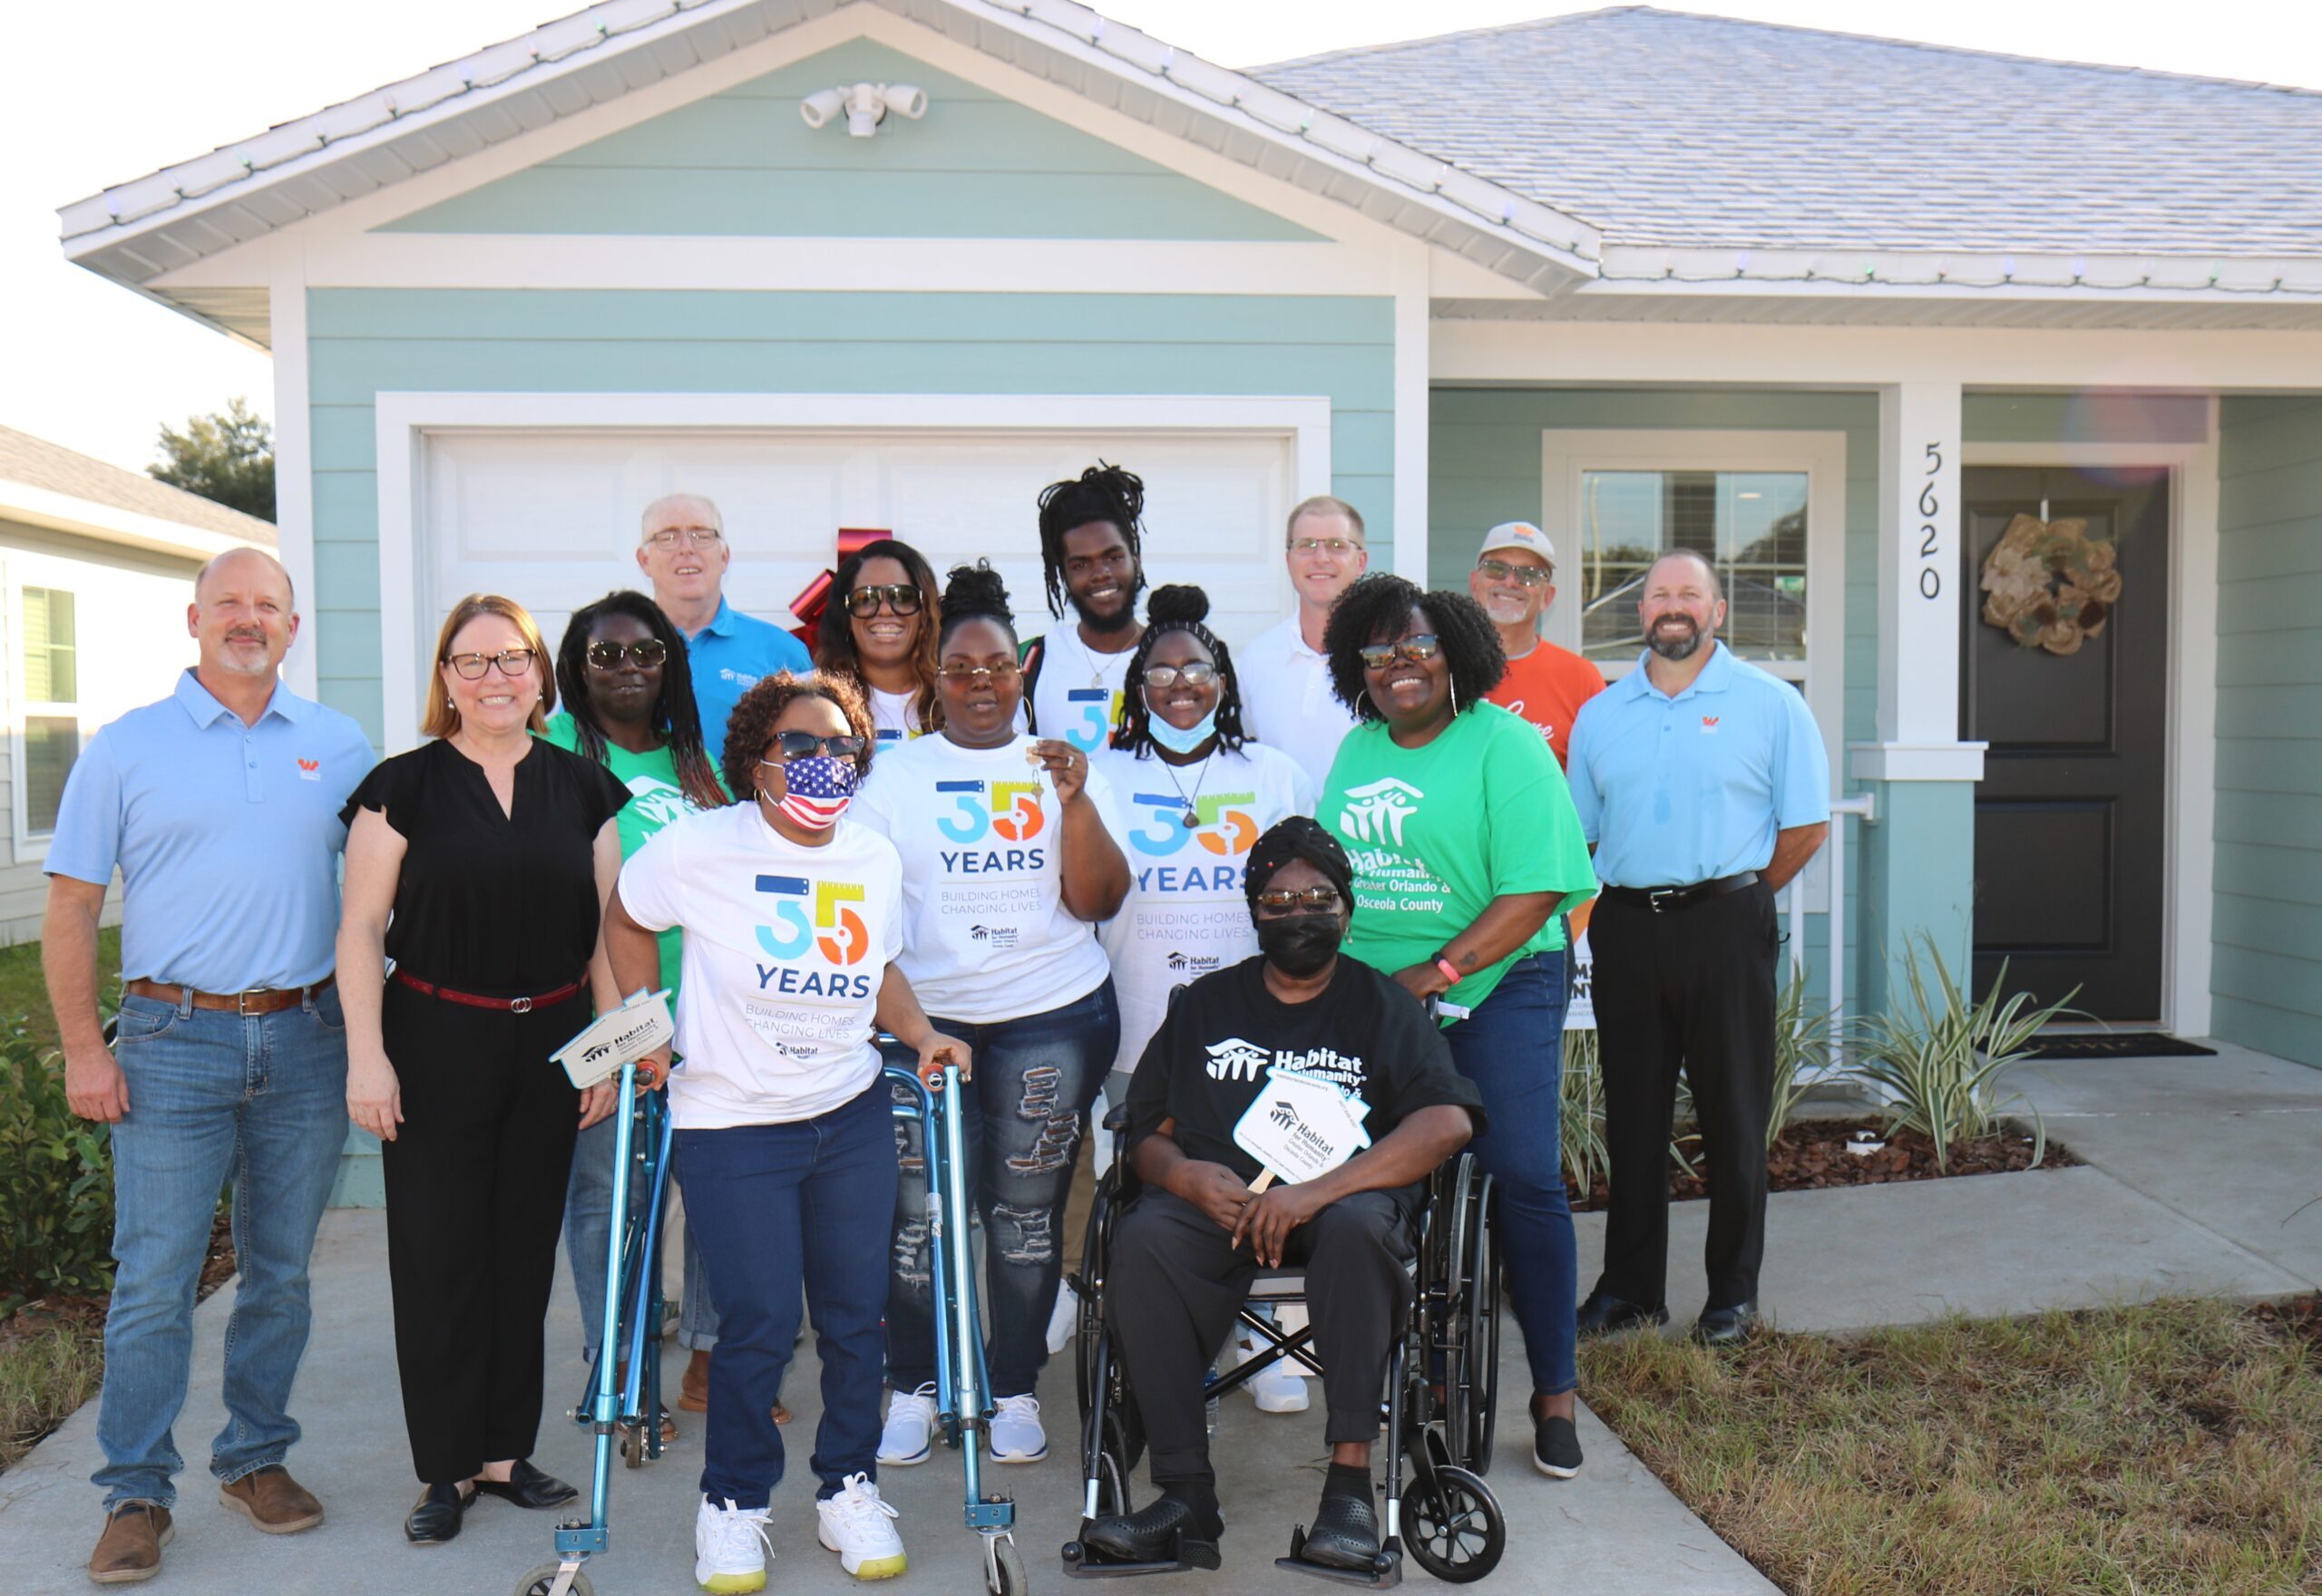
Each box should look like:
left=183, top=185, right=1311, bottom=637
left=1320, top=702, right=1596, bottom=1023
left=539, top=711, right=728, bottom=997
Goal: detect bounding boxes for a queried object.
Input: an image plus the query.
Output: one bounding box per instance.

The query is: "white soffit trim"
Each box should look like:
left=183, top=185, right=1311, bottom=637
left=0, top=478, right=272, bottom=564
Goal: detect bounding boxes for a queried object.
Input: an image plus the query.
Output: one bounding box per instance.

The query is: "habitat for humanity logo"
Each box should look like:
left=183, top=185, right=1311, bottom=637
left=1337, top=777, right=1422, bottom=846
left=755, top=875, right=868, bottom=963
left=969, top=924, right=1020, bottom=950
left=935, top=779, right=1045, bottom=843
left=1166, top=950, right=1223, bottom=974
left=1204, top=1036, right=1273, bottom=1083
left=1127, top=791, right=1258, bottom=858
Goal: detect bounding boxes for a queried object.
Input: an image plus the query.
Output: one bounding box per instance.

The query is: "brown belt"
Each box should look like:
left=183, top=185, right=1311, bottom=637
left=124, top=975, right=336, bottom=1016
left=393, top=968, right=583, bottom=1015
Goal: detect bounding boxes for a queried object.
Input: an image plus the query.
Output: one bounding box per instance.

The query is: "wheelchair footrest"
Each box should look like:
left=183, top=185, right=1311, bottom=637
left=1275, top=1525, right=1402, bottom=1589
left=1061, top=1525, right=1222, bottom=1578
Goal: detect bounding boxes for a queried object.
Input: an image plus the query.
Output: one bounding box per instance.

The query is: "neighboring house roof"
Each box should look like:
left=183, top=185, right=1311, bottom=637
left=0, top=424, right=278, bottom=562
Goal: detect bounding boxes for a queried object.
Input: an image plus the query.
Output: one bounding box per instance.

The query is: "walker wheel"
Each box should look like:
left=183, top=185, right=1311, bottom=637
left=1401, top=1465, right=1503, bottom=1584
left=513, top=1562, right=594, bottom=1596
left=985, top=1533, right=1029, bottom=1596
left=619, top=1425, right=642, bottom=1469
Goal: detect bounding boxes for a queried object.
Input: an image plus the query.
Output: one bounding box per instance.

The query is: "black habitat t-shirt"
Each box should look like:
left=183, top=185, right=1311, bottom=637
left=1123, top=954, right=1485, bottom=1188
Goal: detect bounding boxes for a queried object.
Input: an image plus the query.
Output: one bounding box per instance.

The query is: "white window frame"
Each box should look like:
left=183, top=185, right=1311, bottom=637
left=1540, top=428, right=1849, bottom=908
left=6, top=562, right=84, bottom=862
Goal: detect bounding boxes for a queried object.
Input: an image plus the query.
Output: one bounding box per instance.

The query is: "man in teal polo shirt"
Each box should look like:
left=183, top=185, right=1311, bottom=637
left=1565, top=549, right=1829, bottom=1346
left=635, top=491, right=813, bottom=761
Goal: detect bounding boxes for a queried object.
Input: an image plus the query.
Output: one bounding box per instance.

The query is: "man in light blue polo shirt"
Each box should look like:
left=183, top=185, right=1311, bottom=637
left=44, top=548, right=374, bottom=1581
left=1565, top=548, right=1829, bottom=1347
left=634, top=491, right=813, bottom=762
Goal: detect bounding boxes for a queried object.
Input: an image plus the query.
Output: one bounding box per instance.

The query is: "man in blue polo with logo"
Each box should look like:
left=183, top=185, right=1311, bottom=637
left=635, top=491, right=814, bottom=761
left=1565, top=549, right=1828, bottom=1346
left=45, top=547, right=373, bottom=1582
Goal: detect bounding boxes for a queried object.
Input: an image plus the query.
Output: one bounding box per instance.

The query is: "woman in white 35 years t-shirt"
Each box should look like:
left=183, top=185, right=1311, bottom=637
left=605, top=672, right=966, bottom=1593
left=811, top=537, right=944, bottom=749
left=850, top=561, right=1131, bottom=1473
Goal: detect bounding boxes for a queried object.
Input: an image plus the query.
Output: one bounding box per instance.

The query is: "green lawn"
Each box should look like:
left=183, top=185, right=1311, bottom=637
left=0, top=929, right=120, bottom=1051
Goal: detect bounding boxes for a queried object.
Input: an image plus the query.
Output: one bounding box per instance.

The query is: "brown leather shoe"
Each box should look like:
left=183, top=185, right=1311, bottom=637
left=89, top=1502, right=173, bottom=1584
left=678, top=1348, right=710, bottom=1413
left=219, top=1465, right=325, bottom=1534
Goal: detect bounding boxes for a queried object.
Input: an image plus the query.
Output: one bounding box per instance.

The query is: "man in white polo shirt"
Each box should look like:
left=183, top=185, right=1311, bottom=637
left=1238, top=495, right=1370, bottom=793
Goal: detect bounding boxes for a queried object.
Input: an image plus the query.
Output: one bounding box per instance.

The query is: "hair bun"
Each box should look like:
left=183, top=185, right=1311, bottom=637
left=1146, top=584, right=1209, bottom=628
left=941, top=560, right=1013, bottom=626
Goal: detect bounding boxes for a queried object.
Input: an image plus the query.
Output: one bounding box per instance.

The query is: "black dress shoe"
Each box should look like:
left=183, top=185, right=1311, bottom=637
left=1299, top=1488, right=1381, bottom=1571
left=1083, top=1493, right=1224, bottom=1567
left=1692, top=1301, right=1761, bottom=1347
left=404, top=1483, right=471, bottom=1545
left=1576, top=1290, right=1670, bottom=1338
left=471, top=1459, right=579, bottom=1509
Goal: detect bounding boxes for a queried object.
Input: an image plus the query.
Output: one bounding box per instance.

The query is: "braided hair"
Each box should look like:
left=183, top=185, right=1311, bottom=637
left=815, top=537, right=943, bottom=734
left=1113, top=583, right=1247, bottom=757
left=1035, top=462, right=1146, bottom=620
left=553, top=590, right=727, bottom=811
left=937, top=560, right=1018, bottom=648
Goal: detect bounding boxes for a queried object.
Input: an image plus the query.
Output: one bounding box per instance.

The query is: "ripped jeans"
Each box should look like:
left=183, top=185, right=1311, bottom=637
left=883, top=979, right=1117, bottom=1401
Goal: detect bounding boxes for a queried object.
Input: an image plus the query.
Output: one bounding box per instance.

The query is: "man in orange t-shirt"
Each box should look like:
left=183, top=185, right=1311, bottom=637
left=1473, top=521, right=1605, bottom=767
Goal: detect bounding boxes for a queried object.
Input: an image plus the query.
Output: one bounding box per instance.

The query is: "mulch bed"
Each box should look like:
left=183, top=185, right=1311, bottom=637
left=2253, top=1293, right=2322, bottom=1360
left=1568, top=1118, right=2077, bottom=1212
left=0, top=1212, right=235, bottom=1354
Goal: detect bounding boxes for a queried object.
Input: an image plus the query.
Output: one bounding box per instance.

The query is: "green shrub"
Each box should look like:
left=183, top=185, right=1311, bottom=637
left=0, top=1028, right=115, bottom=1309
left=1559, top=1027, right=1610, bottom=1191
left=1768, top=968, right=1848, bottom=1147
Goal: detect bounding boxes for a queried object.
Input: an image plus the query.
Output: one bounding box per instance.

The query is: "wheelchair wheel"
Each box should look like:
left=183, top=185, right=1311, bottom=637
left=1094, top=1412, right=1135, bottom=1519
left=1073, top=1169, right=1119, bottom=1419
left=1461, top=1174, right=1500, bottom=1473
left=1401, top=1465, right=1504, bottom=1584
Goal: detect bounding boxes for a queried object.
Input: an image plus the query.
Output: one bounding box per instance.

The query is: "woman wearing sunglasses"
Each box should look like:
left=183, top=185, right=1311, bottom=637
left=337, top=594, right=633, bottom=1544
left=603, top=671, right=966, bottom=1591
left=850, top=561, right=1130, bottom=1472
left=814, top=539, right=944, bottom=745
left=1317, top=574, right=1599, bottom=1484
left=541, top=591, right=731, bottom=1429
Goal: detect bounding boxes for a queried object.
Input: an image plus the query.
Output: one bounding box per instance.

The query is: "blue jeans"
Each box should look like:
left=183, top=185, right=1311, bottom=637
left=883, top=980, right=1117, bottom=1400
left=563, top=1108, right=720, bottom=1361
left=94, top=987, right=349, bottom=1508
left=677, top=1079, right=897, bottom=1507
left=1441, top=951, right=1577, bottom=1396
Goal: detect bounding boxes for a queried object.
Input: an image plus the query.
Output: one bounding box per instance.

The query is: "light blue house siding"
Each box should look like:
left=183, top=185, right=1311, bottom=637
left=2213, top=395, right=2322, bottom=1066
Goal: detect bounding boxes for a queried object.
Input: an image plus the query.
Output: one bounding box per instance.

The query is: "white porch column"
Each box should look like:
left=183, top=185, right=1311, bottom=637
left=1390, top=243, right=1430, bottom=584
left=269, top=242, right=320, bottom=699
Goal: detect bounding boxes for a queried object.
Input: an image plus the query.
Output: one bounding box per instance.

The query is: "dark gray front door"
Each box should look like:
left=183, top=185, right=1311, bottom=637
left=1959, top=467, right=2169, bottom=1020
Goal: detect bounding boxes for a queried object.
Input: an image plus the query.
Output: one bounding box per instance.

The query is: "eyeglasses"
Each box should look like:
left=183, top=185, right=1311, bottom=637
left=1477, top=558, right=1554, bottom=588
left=1254, top=886, right=1341, bottom=912
left=585, top=638, right=669, bottom=670
left=1141, top=662, right=1217, bottom=689
left=1289, top=537, right=1361, bottom=556
left=644, top=527, right=725, bottom=551
left=936, top=662, right=1021, bottom=685
left=444, top=648, right=537, bottom=680
left=847, top=584, right=923, bottom=618
left=761, top=732, right=868, bottom=763
left=1355, top=635, right=1440, bottom=671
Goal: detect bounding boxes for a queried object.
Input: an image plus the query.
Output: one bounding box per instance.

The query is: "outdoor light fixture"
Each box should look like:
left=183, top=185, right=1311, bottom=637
left=799, top=83, right=928, bottom=138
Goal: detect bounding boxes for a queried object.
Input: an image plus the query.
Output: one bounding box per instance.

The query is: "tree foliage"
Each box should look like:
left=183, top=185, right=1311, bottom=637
left=150, top=397, right=274, bottom=522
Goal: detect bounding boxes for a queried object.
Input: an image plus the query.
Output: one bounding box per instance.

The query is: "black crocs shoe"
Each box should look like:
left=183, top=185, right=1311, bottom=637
left=1297, top=1489, right=1381, bottom=1572
left=1082, top=1493, right=1224, bottom=1567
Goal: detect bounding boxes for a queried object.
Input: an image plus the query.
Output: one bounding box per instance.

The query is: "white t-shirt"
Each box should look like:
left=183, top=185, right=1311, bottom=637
left=1236, top=614, right=1359, bottom=796
left=617, top=803, right=902, bottom=1130
left=1028, top=627, right=1139, bottom=754
left=869, top=686, right=931, bottom=750
left=853, top=732, right=1127, bottom=1023
left=1095, top=742, right=1315, bottom=1077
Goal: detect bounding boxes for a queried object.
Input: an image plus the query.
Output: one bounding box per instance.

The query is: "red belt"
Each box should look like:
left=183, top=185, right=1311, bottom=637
left=392, top=969, right=583, bottom=1014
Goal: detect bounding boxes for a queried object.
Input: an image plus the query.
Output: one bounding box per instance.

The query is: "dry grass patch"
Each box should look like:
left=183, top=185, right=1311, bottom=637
left=1580, top=1299, right=2321, bottom=1596
left=0, top=1318, right=102, bottom=1473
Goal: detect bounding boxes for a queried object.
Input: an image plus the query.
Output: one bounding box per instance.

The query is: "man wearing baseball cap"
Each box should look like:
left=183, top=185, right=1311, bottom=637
left=1471, top=522, right=1604, bottom=767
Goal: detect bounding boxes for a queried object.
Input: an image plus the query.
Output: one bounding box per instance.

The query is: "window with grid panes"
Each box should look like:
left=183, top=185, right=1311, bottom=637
left=1575, top=471, right=1809, bottom=676
left=21, top=587, right=79, bottom=834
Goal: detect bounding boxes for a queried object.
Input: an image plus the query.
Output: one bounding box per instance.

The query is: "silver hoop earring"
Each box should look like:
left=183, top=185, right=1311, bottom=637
left=1449, top=682, right=1459, bottom=716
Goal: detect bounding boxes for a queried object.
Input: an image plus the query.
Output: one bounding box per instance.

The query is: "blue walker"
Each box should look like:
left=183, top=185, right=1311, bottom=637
left=512, top=1057, right=1025, bottom=1596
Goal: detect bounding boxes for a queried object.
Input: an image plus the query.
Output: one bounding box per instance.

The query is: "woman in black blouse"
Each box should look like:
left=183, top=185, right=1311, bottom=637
left=337, top=593, right=632, bottom=1546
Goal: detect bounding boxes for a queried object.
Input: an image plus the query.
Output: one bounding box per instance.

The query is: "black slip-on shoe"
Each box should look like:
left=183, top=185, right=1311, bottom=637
left=471, top=1459, right=578, bottom=1510
left=1576, top=1290, right=1670, bottom=1338
left=1082, top=1493, right=1224, bottom=1567
left=1533, top=1414, right=1583, bottom=1478
left=1692, top=1301, right=1761, bottom=1347
left=403, top=1483, right=471, bottom=1545
left=1297, top=1490, right=1381, bottom=1572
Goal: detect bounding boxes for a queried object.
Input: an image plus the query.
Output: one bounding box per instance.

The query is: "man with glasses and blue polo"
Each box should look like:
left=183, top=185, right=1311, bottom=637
left=45, top=547, right=374, bottom=1584
left=634, top=491, right=813, bottom=761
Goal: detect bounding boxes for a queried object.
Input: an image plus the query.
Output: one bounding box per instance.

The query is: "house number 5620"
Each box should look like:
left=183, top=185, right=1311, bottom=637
left=1917, top=443, right=1943, bottom=599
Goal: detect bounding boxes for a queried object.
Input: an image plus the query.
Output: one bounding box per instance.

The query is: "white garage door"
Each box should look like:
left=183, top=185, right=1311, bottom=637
left=418, top=426, right=1301, bottom=695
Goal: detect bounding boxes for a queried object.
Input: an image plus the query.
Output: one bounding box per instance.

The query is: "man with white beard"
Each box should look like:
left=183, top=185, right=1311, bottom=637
left=1468, top=522, right=1604, bottom=769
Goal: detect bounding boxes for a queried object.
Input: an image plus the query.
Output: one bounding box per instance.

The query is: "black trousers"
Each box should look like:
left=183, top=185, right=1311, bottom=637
left=1588, top=881, right=1778, bottom=1310
left=379, top=981, right=582, bottom=1484
left=1107, top=1188, right=1413, bottom=1489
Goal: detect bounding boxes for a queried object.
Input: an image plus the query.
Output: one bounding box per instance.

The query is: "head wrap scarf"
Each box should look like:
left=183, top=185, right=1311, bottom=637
left=1244, top=815, right=1355, bottom=913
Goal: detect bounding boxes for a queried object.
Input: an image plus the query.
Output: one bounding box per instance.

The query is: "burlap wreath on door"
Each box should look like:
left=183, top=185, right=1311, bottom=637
left=1979, top=514, right=2122, bottom=657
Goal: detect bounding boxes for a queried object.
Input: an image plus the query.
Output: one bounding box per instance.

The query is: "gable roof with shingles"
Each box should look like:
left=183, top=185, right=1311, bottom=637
left=0, top=424, right=278, bottom=546
left=1251, top=6, right=2322, bottom=256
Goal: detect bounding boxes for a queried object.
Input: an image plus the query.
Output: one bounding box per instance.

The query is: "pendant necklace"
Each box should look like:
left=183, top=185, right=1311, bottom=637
left=1157, top=750, right=1213, bottom=829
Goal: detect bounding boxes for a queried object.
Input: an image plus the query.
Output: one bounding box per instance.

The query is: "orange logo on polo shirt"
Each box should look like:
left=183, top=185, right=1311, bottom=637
left=1700, top=717, right=1721, bottom=734
left=296, top=757, right=321, bottom=780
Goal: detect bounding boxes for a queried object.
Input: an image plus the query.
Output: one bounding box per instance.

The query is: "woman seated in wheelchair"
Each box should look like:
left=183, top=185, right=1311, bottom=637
left=1086, top=817, right=1484, bottom=1573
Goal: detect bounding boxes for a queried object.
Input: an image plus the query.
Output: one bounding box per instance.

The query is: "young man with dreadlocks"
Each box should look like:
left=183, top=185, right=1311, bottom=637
left=1020, top=462, right=1149, bottom=754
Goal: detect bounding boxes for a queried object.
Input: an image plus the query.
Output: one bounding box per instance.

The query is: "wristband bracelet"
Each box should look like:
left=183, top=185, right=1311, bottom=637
left=1433, top=956, right=1462, bottom=987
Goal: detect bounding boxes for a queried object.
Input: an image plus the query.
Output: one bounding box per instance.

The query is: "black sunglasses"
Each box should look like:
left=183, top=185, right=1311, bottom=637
left=760, top=731, right=868, bottom=762
left=847, top=584, right=924, bottom=618
left=1356, top=635, right=1440, bottom=671
left=586, top=638, right=668, bottom=670
left=1254, top=886, right=1341, bottom=912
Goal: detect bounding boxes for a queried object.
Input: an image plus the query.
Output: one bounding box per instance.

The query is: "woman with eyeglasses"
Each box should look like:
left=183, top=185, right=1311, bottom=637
left=1316, top=574, right=1599, bottom=1485
left=813, top=538, right=944, bottom=746
left=850, top=561, right=1130, bottom=1472
left=601, top=671, right=965, bottom=1591
left=337, top=594, right=633, bottom=1544
left=541, top=591, right=730, bottom=1431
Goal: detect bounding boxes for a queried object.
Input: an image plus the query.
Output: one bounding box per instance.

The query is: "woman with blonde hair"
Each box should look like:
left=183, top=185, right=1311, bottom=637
left=337, top=594, right=634, bottom=1545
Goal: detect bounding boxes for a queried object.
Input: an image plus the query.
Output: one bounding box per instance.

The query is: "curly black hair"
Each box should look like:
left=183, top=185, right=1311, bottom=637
left=1036, top=462, right=1146, bottom=620
left=936, top=560, right=1018, bottom=649
left=553, top=590, right=727, bottom=811
left=1113, top=584, right=1247, bottom=757
left=719, top=670, right=876, bottom=804
left=1322, top=573, right=1507, bottom=723
left=815, top=537, right=943, bottom=735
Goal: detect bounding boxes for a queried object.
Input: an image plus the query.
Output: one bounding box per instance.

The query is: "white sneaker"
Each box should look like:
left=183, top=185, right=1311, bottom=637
left=989, top=1393, right=1048, bottom=1463
left=695, top=1496, right=775, bottom=1594
left=1230, top=1324, right=1312, bottom=1414
left=816, top=1472, right=907, bottom=1580
left=877, top=1384, right=939, bottom=1466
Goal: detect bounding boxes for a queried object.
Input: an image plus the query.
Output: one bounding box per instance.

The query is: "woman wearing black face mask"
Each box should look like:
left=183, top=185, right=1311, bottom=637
left=1087, top=819, right=1486, bottom=1577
